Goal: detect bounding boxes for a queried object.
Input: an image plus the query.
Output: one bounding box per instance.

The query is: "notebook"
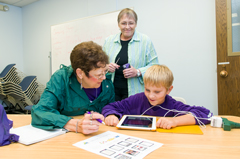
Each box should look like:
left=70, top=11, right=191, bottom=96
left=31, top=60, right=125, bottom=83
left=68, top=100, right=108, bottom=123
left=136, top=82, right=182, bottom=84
left=10, top=125, right=67, bottom=145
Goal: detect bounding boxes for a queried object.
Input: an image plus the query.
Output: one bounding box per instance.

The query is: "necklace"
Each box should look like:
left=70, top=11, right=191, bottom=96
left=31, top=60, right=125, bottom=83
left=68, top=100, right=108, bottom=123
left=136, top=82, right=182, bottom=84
left=95, top=88, right=97, bottom=99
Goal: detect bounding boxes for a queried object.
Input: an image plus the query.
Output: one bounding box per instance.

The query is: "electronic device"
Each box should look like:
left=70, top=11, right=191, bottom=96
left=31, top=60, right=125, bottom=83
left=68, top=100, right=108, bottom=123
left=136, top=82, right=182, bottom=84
left=116, top=115, right=156, bottom=131
left=211, top=116, right=240, bottom=131
left=123, top=63, right=130, bottom=69
left=211, top=116, right=222, bottom=128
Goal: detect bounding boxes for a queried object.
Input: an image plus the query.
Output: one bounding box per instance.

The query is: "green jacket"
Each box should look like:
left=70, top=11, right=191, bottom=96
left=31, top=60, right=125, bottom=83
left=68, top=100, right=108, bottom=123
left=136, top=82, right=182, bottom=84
left=31, top=65, right=115, bottom=129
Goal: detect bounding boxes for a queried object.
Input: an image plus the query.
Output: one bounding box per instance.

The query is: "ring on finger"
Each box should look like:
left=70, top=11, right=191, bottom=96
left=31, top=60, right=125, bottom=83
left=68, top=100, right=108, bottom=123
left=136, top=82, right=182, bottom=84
left=90, top=113, right=93, bottom=120
left=90, top=120, right=92, bottom=125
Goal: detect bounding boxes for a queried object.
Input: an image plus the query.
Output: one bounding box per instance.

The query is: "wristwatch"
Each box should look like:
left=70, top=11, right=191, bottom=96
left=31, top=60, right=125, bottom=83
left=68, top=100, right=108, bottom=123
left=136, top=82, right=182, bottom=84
left=137, top=69, right=141, bottom=77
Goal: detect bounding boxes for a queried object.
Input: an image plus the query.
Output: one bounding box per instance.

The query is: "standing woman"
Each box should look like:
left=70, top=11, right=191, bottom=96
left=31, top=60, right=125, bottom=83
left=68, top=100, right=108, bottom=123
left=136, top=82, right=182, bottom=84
left=103, top=8, right=159, bottom=101
left=31, top=41, right=115, bottom=134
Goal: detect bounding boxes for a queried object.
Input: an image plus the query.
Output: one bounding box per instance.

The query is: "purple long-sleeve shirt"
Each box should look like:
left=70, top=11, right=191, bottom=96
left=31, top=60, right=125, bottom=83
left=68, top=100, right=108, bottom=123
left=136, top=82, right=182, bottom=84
left=102, top=92, right=212, bottom=125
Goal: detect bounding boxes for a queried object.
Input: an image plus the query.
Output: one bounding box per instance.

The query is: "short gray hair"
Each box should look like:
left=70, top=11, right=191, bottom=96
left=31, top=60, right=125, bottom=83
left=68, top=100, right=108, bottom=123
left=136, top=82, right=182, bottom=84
left=118, top=8, right=138, bottom=23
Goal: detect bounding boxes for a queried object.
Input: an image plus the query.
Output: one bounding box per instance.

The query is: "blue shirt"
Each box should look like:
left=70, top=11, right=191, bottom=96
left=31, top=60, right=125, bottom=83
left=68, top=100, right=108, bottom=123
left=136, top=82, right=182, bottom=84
left=103, top=31, right=159, bottom=96
left=83, top=86, right=102, bottom=102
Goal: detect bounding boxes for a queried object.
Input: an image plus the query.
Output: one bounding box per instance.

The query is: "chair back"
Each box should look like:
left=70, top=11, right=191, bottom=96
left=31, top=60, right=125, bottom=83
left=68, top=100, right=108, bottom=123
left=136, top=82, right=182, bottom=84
left=172, top=96, right=187, bottom=104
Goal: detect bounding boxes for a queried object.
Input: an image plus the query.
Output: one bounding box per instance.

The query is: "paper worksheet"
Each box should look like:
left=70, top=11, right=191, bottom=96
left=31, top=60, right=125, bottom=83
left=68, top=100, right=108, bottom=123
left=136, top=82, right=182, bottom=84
left=73, top=131, right=163, bottom=159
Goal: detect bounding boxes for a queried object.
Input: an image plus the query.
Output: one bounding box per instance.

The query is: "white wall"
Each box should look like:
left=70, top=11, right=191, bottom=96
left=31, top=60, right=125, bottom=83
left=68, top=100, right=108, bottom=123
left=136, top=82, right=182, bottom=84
left=0, top=3, right=23, bottom=71
left=116, top=0, right=217, bottom=115
left=3, top=0, right=218, bottom=115
left=22, top=0, right=116, bottom=83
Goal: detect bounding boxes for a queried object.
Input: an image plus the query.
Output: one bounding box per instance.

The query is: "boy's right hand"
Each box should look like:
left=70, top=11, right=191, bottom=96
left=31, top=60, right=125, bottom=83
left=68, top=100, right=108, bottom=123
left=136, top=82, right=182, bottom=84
left=105, top=115, right=119, bottom=126
left=156, top=117, right=177, bottom=129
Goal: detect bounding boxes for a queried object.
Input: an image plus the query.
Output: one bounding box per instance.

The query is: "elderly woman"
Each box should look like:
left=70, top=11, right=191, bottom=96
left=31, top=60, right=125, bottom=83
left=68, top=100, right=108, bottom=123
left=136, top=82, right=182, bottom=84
left=31, top=41, right=115, bottom=134
left=103, top=8, right=159, bottom=101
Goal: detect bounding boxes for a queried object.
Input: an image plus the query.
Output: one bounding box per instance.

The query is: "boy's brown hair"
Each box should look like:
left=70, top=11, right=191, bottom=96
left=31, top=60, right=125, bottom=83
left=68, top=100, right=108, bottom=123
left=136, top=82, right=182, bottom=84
left=143, top=65, right=174, bottom=90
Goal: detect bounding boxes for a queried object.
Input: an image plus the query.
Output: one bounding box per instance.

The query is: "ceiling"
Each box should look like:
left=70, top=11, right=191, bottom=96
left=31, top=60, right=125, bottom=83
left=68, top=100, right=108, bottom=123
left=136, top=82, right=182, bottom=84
left=0, top=0, right=39, bottom=7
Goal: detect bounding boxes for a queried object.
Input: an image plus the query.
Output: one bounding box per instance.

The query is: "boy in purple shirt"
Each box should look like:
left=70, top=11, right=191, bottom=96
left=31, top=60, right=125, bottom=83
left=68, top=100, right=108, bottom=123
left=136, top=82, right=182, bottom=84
left=102, top=65, right=212, bottom=129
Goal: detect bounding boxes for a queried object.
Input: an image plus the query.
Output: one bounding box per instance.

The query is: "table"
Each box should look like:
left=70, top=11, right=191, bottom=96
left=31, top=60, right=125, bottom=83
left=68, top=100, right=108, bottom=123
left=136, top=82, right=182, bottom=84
left=1, top=115, right=240, bottom=159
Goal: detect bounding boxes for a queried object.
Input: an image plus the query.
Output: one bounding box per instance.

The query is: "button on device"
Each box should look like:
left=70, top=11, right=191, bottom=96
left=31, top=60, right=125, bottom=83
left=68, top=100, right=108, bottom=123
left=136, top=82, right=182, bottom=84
left=123, top=63, right=130, bottom=69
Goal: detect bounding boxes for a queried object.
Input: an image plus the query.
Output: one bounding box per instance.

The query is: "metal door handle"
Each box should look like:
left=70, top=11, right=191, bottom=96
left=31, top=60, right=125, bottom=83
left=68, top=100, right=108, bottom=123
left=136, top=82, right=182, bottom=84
left=218, top=62, right=229, bottom=78
left=219, top=64, right=228, bottom=78
left=220, top=69, right=228, bottom=77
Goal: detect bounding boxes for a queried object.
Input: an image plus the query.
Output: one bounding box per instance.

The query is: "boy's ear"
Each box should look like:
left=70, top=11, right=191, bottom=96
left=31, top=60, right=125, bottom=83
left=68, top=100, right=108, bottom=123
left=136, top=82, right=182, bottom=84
left=167, top=85, right=173, bottom=94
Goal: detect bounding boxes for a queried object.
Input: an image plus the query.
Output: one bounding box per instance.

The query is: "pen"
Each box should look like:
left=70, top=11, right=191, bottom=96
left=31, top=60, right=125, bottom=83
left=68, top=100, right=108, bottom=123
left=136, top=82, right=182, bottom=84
left=87, top=111, right=105, bottom=125
left=115, top=57, right=120, bottom=64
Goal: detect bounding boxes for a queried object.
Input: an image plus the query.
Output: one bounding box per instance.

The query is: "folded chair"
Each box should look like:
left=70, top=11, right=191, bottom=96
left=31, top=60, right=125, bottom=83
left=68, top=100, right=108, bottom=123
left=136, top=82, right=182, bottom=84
left=172, top=96, right=187, bottom=104
left=0, top=76, right=38, bottom=112
left=0, top=64, right=20, bottom=84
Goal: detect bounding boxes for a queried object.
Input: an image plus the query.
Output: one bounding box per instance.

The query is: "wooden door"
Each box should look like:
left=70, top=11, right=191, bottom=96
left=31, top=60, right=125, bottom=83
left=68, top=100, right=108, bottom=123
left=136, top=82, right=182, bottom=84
left=216, top=0, right=240, bottom=116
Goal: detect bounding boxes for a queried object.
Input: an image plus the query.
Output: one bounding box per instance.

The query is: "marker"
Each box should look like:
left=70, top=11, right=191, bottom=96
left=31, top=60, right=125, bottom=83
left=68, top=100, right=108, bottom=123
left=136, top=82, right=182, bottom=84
left=87, top=111, right=105, bottom=125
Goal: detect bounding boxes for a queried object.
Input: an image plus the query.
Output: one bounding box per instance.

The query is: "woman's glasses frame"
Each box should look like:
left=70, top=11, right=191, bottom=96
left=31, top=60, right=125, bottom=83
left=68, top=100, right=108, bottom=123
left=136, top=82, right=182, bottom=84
left=88, top=69, right=109, bottom=80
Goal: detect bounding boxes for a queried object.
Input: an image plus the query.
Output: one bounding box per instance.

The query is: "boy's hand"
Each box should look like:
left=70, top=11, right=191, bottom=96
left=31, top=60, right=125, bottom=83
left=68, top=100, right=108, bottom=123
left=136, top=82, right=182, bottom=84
left=105, top=115, right=119, bottom=126
left=156, top=117, right=178, bottom=129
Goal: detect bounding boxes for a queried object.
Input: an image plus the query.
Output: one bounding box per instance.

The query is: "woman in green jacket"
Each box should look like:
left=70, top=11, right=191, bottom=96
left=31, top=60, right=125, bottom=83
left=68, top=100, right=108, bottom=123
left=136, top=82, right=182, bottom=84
left=31, top=41, right=115, bottom=134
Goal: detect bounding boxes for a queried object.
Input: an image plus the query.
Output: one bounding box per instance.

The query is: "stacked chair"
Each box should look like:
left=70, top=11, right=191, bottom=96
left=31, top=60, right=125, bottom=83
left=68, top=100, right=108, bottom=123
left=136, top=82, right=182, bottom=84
left=0, top=64, right=21, bottom=84
left=0, top=64, right=41, bottom=113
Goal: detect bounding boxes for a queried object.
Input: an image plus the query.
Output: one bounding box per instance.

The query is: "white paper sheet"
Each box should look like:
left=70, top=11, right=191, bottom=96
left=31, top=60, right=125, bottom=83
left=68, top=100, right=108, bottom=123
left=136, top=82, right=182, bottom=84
left=10, top=125, right=66, bottom=145
left=73, top=131, right=163, bottom=159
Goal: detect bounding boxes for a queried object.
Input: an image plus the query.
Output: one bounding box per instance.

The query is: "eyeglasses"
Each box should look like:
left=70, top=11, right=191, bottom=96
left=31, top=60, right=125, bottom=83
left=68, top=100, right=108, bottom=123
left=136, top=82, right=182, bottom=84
left=89, top=69, right=109, bottom=80
left=120, top=22, right=136, bottom=26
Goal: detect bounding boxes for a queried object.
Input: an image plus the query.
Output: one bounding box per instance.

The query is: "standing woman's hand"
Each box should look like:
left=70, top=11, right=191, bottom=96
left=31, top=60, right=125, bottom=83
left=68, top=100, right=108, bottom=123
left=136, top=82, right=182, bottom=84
left=64, top=112, right=104, bottom=134
left=123, top=66, right=139, bottom=78
left=108, top=63, right=120, bottom=73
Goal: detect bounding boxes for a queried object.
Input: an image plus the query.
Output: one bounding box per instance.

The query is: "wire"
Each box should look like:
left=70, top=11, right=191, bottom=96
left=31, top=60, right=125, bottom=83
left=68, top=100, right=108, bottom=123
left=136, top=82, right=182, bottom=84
left=141, top=104, right=212, bottom=128
left=140, top=105, right=155, bottom=116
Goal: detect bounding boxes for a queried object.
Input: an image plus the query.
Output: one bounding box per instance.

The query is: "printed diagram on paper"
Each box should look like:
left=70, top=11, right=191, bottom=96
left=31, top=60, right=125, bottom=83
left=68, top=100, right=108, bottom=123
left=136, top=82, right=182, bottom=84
left=73, top=131, right=163, bottom=159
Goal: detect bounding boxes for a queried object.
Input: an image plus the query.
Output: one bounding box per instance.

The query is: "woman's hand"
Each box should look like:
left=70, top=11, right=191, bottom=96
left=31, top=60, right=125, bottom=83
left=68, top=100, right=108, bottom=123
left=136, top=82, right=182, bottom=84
left=123, top=66, right=138, bottom=78
left=156, top=117, right=178, bottom=129
left=64, top=112, right=104, bottom=134
left=108, top=63, right=120, bottom=73
left=105, top=115, right=119, bottom=126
